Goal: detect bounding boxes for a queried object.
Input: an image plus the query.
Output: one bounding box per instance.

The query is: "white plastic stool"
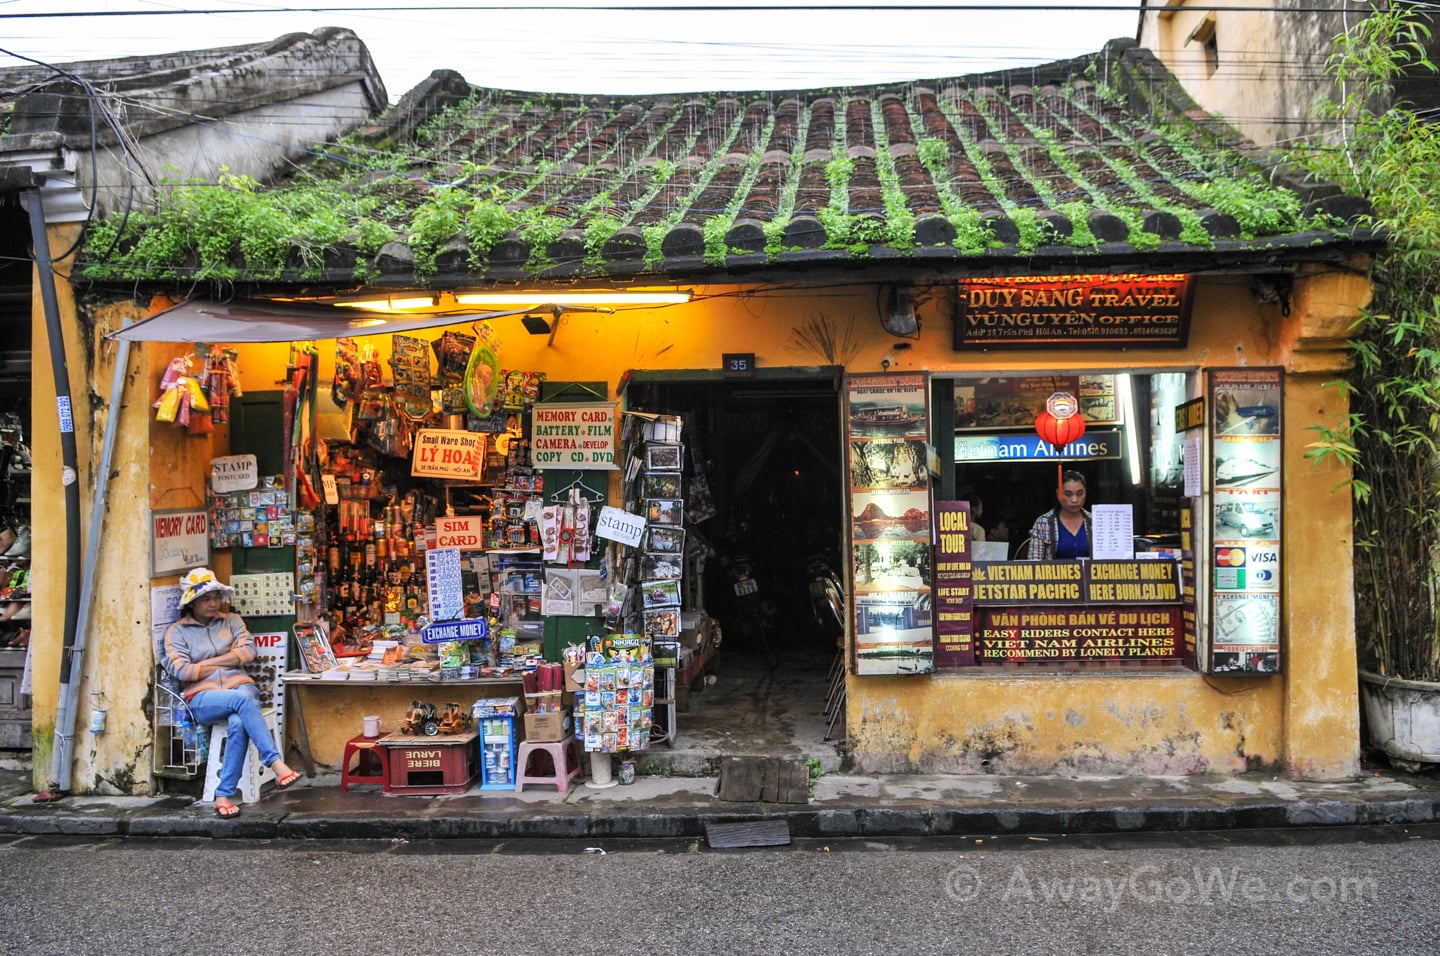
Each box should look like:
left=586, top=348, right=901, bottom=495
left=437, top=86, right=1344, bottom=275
left=202, top=708, right=278, bottom=805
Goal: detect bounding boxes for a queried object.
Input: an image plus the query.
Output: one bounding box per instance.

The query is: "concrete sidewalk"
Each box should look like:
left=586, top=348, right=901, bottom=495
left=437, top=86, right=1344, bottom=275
left=1, top=764, right=1437, bottom=842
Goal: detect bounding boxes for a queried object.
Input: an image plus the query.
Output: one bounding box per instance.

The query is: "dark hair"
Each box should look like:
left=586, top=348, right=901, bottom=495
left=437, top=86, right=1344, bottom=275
left=1061, top=470, right=1086, bottom=486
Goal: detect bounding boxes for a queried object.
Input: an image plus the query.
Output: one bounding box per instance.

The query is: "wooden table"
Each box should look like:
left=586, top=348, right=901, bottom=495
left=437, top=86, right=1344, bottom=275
left=281, top=672, right=523, bottom=776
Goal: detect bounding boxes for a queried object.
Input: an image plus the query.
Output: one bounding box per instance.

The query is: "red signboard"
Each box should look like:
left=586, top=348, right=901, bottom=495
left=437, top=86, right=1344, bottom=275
left=954, top=274, right=1195, bottom=348
left=976, top=606, right=1184, bottom=663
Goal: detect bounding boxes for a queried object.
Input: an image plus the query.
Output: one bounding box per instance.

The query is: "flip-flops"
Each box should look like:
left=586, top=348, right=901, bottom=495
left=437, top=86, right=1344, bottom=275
left=275, top=769, right=302, bottom=790
left=214, top=801, right=240, bottom=818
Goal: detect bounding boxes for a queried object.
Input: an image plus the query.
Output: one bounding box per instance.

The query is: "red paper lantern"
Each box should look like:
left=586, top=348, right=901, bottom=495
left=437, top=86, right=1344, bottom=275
left=1035, top=409, right=1087, bottom=449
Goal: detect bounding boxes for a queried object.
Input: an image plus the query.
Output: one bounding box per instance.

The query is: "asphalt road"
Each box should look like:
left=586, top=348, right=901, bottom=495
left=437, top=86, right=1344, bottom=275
left=1, top=826, right=1436, bottom=955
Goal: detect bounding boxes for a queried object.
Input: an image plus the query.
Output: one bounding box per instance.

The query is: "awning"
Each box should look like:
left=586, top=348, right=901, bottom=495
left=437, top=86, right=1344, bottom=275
left=106, top=299, right=533, bottom=343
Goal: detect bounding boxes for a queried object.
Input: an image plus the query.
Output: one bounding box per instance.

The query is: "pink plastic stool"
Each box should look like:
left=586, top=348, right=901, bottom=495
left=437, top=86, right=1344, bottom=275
left=340, top=734, right=389, bottom=793
left=514, top=734, right=584, bottom=794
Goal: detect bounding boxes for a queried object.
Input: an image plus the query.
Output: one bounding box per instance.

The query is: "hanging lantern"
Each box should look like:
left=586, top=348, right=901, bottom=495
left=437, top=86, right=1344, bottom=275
left=1035, top=391, right=1086, bottom=449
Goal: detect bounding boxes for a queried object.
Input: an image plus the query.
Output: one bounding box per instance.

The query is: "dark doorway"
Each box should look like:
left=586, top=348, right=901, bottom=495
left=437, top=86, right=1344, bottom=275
left=628, top=375, right=847, bottom=764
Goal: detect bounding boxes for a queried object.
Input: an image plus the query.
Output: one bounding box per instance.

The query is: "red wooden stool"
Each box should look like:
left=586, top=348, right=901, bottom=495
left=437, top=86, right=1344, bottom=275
left=340, top=734, right=389, bottom=793
left=514, top=734, right=584, bottom=794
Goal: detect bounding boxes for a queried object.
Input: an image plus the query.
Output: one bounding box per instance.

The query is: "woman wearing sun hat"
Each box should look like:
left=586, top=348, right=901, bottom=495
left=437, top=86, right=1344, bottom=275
left=161, top=567, right=301, bottom=817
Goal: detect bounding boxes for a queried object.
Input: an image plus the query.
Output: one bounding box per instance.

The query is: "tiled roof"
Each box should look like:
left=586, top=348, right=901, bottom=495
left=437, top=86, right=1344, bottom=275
left=76, top=38, right=1379, bottom=291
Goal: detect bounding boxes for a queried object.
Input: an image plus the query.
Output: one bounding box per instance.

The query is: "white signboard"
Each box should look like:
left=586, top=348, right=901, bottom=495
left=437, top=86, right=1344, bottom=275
left=1091, top=504, right=1135, bottom=560
left=426, top=547, right=465, bottom=622
left=151, top=508, right=210, bottom=576
left=435, top=515, right=488, bottom=551
left=595, top=505, right=645, bottom=547
left=530, top=402, right=617, bottom=469
left=412, top=428, right=486, bottom=480
left=210, top=454, right=258, bottom=494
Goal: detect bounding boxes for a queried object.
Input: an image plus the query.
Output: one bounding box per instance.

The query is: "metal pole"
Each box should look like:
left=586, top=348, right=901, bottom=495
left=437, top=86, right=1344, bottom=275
left=24, top=187, right=84, bottom=795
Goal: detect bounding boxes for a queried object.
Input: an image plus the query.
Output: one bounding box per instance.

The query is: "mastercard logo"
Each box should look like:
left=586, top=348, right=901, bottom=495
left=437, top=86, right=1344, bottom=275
left=1215, top=548, right=1247, bottom=567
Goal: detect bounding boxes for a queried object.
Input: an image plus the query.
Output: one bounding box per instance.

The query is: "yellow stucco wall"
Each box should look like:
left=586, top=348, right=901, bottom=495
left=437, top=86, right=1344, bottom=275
left=32, top=266, right=1369, bottom=789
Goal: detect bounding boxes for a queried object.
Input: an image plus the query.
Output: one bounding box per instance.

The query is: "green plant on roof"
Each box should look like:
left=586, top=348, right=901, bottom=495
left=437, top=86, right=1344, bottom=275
left=1193, top=177, right=1301, bottom=238
left=916, top=137, right=949, bottom=170
left=1058, top=201, right=1099, bottom=249
left=464, top=188, right=519, bottom=267
left=583, top=212, right=625, bottom=268
left=870, top=106, right=917, bottom=251
left=408, top=185, right=472, bottom=274
left=702, top=215, right=731, bottom=266
left=80, top=167, right=397, bottom=283
left=520, top=214, right=566, bottom=271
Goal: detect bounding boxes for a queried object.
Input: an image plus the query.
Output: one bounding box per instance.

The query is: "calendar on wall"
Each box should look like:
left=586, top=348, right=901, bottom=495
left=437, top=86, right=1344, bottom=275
left=229, top=572, right=294, bottom=617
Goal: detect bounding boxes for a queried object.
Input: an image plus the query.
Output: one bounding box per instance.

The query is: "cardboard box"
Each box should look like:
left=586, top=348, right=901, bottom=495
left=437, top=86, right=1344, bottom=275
left=523, top=709, right=572, bottom=742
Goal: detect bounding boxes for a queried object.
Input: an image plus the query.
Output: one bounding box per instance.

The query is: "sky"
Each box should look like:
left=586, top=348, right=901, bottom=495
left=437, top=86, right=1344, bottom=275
left=0, top=1, right=1140, bottom=99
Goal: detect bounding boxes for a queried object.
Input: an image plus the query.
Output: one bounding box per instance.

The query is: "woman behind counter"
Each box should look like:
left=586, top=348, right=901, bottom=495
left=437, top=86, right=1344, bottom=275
left=161, top=567, right=301, bottom=817
left=1028, top=470, right=1092, bottom=559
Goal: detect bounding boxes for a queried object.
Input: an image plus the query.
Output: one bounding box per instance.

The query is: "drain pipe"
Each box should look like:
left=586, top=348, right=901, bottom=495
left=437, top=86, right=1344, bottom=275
left=24, top=187, right=85, bottom=797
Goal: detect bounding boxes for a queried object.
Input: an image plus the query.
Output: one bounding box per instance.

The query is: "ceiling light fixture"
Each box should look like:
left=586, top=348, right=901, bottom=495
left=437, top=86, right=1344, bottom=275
left=335, top=294, right=438, bottom=311
left=453, top=290, right=691, bottom=306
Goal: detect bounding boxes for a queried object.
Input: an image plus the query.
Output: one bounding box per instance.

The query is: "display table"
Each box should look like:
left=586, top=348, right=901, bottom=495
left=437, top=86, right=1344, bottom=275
left=281, top=672, right=523, bottom=775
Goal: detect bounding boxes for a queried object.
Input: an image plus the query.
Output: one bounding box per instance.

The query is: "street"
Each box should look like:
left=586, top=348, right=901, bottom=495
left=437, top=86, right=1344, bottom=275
left=0, top=826, right=1435, bottom=955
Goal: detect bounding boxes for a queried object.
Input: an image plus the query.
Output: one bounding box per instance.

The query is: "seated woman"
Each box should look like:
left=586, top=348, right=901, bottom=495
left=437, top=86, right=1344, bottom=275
left=161, top=567, right=301, bottom=817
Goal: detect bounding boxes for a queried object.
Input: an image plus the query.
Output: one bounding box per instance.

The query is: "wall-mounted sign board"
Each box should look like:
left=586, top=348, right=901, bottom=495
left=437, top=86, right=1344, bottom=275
left=954, top=274, right=1194, bottom=348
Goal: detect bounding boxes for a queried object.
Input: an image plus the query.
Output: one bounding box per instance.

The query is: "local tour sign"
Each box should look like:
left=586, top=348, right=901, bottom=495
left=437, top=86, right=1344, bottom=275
left=531, top=402, right=617, bottom=469
left=954, top=274, right=1195, bottom=348
left=933, top=500, right=976, bottom=667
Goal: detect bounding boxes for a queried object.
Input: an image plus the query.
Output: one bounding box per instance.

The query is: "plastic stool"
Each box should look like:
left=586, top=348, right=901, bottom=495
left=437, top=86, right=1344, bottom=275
left=340, top=734, right=389, bottom=793
left=515, top=734, right=584, bottom=794
left=202, top=708, right=278, bottom=805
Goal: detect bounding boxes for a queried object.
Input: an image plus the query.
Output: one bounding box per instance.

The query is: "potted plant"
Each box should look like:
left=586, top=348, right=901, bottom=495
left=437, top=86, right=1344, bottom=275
left=1304, top=8, right=1440, bottom=769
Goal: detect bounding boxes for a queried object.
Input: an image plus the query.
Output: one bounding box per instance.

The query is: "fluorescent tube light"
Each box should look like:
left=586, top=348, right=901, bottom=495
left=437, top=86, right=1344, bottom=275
left=335, top=295, right=437, bottom=311
left=454, top=291, right=691, bottom=306
left=1117, top=373, right=1144, bottom=486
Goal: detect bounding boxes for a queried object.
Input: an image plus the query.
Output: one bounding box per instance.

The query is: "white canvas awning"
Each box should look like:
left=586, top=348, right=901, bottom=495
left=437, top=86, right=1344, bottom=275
left=106, top=299, right=531, bottom=343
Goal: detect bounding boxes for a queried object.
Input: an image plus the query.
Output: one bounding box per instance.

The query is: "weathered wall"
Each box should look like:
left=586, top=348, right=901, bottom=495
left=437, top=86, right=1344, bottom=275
left=1139, top=3, right=1440, bottom=151
left=28, top=230, right=159, bottom=794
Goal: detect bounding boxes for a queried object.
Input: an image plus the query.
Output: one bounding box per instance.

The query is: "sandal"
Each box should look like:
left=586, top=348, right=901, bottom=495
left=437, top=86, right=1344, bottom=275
left=274, top=769, right=302, bottom=790
left=214, top=800, right=240, bottom=818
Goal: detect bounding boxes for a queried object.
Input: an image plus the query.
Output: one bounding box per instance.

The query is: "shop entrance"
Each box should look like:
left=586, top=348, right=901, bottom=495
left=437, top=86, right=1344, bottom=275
left=627, top=375, right=847, bottom=768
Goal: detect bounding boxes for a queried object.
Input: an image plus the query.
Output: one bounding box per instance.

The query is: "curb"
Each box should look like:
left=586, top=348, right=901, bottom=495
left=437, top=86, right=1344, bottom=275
left=2, top=794, right=1435, bottom=842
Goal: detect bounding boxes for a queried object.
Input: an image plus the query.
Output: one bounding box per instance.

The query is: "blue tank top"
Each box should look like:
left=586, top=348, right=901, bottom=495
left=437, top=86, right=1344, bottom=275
left=1056, top=519, right=1090, bottom=559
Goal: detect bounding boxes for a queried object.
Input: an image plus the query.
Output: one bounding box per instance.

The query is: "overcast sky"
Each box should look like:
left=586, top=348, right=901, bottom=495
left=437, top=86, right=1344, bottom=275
left=1, top=1, right=1140, bottom=98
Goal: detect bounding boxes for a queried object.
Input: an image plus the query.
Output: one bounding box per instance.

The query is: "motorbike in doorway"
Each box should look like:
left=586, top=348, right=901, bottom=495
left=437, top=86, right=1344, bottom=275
left=723, top=547, right=778, bottom=668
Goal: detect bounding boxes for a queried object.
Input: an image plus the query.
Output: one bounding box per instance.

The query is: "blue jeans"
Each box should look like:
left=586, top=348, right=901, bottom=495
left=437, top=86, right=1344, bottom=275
left=187, top=685, right=280, bottom=799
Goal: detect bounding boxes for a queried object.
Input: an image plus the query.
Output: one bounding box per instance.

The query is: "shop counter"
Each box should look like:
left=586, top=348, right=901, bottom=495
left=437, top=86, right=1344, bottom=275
left=281, top=671, right=524, bottom=774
